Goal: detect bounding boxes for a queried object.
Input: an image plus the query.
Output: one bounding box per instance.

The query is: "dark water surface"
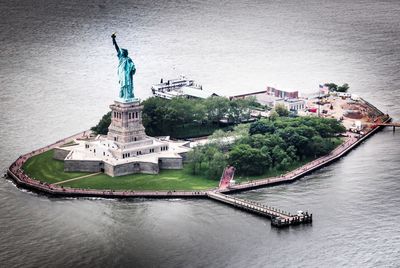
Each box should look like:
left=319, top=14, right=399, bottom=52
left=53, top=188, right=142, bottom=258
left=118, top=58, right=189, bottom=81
left=1, top=0, right=400, bottom=267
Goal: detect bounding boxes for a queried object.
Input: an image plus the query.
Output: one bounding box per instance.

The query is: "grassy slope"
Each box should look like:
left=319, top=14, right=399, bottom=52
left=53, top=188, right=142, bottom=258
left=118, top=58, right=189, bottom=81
left=22, top=150, right=218, bottom=190
left=21, top=137, right=344, bottom=190
left=62, top=167, right=218, bottom=190
left=22, top=150, right=89, bottom=183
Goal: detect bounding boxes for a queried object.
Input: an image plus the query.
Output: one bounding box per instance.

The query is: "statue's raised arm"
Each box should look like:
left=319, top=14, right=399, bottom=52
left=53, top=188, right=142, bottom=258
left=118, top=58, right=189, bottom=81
left=111, top=33, right=120, bottom=54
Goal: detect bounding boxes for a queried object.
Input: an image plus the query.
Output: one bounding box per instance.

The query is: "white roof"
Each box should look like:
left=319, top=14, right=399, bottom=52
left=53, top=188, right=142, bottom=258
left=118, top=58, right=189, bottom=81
left=180, top=86, right=216, bottom=99
left=63, top=137, right=190, bottom=166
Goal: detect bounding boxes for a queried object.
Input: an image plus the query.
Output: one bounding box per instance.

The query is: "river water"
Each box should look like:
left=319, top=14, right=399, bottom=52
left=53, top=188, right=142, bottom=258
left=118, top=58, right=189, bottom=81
left=1, top=0, right=400, bottom=267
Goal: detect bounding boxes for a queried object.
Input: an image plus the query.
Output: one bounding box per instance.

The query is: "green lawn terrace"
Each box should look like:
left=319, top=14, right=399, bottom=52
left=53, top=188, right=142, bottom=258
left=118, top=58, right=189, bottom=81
left=21, top=136, right=343, bottom=192
left=22, top=150, right=218, bottom=191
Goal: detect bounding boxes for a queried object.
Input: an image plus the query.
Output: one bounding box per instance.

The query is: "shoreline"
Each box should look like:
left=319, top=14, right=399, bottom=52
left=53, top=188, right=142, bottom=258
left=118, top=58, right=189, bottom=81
left=5, top=99, right=392, bottom=199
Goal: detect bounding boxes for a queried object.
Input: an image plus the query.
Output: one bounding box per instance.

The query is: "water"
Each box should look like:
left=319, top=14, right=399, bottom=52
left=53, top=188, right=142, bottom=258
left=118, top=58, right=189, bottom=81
left=1, top=0, right=400, bottom=267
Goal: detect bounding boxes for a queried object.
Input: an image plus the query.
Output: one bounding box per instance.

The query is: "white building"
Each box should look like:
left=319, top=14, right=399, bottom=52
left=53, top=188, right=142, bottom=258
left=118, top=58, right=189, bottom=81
left=275, top=98, right=306, bottom=111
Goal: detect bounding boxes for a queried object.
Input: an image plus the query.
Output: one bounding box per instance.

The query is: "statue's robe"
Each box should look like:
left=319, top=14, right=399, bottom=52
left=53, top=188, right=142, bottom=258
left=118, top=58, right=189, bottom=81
left=117, top=49, right=136, bottom=100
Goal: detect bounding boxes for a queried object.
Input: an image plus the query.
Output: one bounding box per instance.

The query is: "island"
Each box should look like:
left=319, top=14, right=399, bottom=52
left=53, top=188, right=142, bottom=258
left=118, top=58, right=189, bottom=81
left=6, top=36, right=397, bottom=227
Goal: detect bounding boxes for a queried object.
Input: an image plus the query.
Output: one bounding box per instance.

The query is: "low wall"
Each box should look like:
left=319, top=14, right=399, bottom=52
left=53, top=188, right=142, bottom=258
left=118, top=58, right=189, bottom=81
left=159, top=157, right=183, bottom=169
left=110, top=161, right=159, bottom=177
left=7, top=169, right=207, bottom=198
left=221, top=117, right=392, bottom=194
left=4, top=112, right=393, bottom=199
left=104, top=162, right=114, bottom=176
left=64, top=159, right=102, bottom=173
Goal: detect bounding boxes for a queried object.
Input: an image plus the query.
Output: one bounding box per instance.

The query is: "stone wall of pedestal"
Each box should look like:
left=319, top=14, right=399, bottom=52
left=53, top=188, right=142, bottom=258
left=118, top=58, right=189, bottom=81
left=104, top=162, right=115, bottom=177
left=107, top=100, right=147, bottom=144
left=63, top=99, right=188, bottom=177
left=159, top=157, right=183, bottom=169
left=111, top=161, right=159, bottom=176
left=65, top=159, right=103, bottom=173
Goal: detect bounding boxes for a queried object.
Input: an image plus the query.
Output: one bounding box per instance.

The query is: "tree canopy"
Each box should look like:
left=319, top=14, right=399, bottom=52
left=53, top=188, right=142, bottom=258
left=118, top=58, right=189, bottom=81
left=187, top=116, right=345, bottom=178
left=141, top=96, right=255, bottom=137
left=91, top=96, right=259, bottom=138
left=91, top=111, right=111, bottom=135
left=325, top=82, right=350, bottom=93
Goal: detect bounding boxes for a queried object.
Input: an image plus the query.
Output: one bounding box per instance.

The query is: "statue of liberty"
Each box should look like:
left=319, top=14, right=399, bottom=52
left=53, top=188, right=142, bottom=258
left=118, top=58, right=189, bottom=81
left=111, top=33, right=136, bottom=101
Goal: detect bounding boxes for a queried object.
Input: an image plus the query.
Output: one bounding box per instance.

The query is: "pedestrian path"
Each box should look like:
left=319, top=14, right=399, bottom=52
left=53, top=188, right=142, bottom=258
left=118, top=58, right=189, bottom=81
left=53, top=172, right=102, bottom=185
left=207, top=192, right=312, bottom=227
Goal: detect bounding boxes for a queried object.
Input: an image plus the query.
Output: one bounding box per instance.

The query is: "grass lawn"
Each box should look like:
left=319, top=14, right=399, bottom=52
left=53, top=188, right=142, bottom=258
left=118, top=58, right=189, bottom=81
left=22, top=149, right=218, bottom=190
left=22, top=150, right=89, bottom=184
left=62, top=168, right=218, bottom=190
left=22, top=137, right=344, bottom=190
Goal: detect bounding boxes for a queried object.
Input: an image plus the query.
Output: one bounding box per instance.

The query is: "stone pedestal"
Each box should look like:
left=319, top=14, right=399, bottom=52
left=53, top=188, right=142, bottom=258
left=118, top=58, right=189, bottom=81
left=60, top=98, right=190, bottom=177
left=107, top=100, right=146, bottom=144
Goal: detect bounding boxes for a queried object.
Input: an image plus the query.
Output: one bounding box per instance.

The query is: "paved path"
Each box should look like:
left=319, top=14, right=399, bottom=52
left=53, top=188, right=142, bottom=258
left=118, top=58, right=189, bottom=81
left=53, top=172, right=102, bottom=185
left=207, top=192, right=312, bottom=227
left=219, top=132, right=360, bottom=193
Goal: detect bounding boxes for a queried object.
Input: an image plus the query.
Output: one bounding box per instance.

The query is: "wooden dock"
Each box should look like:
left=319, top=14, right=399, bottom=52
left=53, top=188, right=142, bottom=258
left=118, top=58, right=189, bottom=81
left=207, top=192, right=312, bottom=227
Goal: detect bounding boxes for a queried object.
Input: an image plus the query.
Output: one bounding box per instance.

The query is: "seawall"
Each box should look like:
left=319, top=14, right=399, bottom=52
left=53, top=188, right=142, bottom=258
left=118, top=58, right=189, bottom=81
left=5, top=100, right=392, bottom=199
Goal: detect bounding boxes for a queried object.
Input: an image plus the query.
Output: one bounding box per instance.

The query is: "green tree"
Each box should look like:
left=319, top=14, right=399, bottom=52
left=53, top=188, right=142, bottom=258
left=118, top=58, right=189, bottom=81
left=269, top=110, right=279, bottom=121
left=310, top=136, right=335, bottom=157
left=91, top=111, right=111, bottom=135
left=229, top=144, right=269, bottom=175
left=207, top=151, right=227, bottom=179
left=205, top=96, right=230, bottom=122
left=324, top=83, right=338, bottom=92
left=271, top=145, right=290, bottom=167
left=337, top=83, right=349, bottom=92
left=249, top=120, right=276, bottom=135
left=279, top=157, right=292, bottom=171
left=274, top=103, right=289, bottom=117
left=187, top=146, right=204, bottom=175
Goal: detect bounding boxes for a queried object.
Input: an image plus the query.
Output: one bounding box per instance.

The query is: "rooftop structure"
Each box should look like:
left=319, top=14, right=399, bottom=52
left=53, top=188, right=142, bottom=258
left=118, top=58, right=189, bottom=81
left=230, top=86, right=300, bottom=106
left=266, top=86, right=299, bottom=99
left=230, top=90, right=274, bottom=106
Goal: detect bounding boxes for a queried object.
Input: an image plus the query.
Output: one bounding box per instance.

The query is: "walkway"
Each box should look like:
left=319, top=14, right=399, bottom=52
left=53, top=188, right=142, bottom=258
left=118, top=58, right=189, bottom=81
left=219, top=132, right=359, bottom=193
left=53, top=172, right=102, bottom=185
left=5, top=108, right=392, bottom=227
left=219, top=166, right=235, bottom=189
left=207, top=192, right=312, bottom=227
